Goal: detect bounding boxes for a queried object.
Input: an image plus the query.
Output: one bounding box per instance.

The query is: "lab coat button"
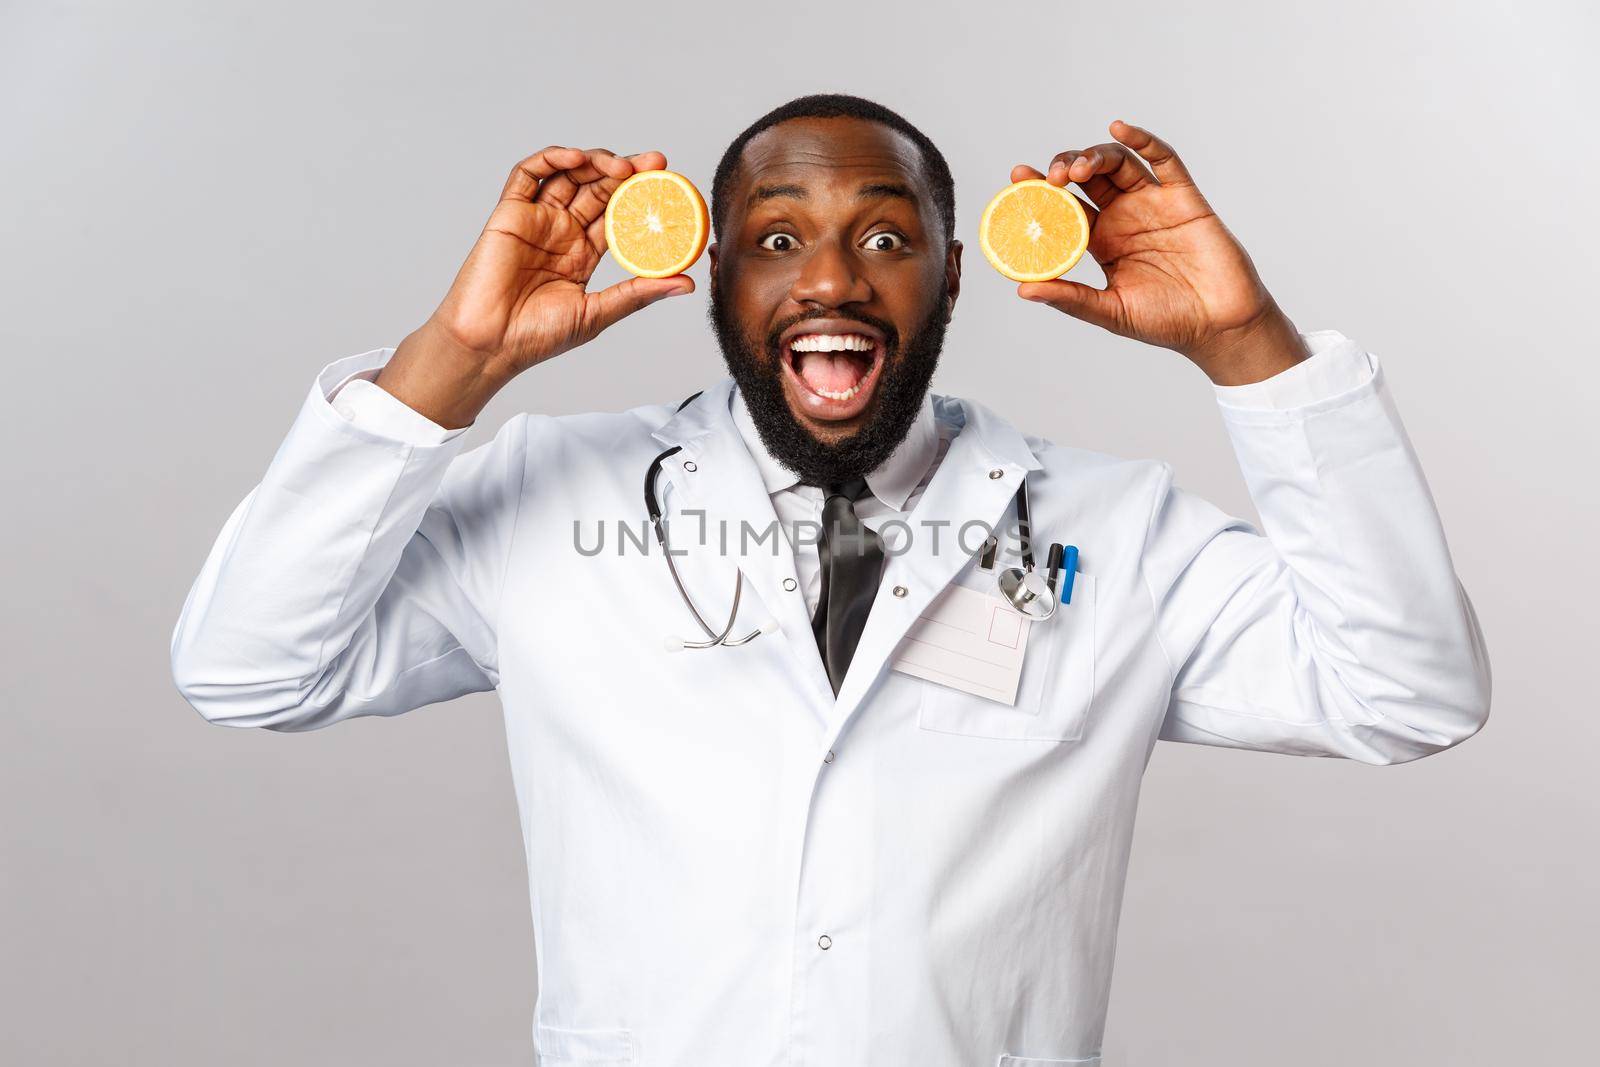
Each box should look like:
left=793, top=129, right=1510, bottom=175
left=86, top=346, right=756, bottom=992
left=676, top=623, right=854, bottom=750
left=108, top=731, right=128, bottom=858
left=988, top=468, right=1004, bottom=479
left=892, top=585, right=908, bottom=598
left=817, top=934, right=832, bottom=950
left=823, top=750, right=835, bottom=764
left=783, top=578, right=797, bottom=592
left=682, top=461, right=697, bottom=472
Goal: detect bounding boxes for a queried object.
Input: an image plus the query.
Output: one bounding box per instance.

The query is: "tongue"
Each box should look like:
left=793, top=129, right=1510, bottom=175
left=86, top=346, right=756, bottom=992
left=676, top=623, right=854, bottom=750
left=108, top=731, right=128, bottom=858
left=796, top=351, right=864, bottom=393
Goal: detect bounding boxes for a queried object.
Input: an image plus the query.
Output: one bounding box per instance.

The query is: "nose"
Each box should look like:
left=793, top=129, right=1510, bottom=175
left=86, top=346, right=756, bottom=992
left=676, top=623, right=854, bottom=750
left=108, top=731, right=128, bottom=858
left=788, top=237, right=872, bottom=308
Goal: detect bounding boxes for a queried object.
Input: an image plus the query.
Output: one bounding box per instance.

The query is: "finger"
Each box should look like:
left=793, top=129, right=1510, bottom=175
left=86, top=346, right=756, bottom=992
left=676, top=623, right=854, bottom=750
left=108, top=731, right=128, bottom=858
left=1040, top=151, right=1120, bottom=210
left=1016, top=158, right=1116, bottom=214
left=500, top=146, right=589, bottom=202
left=579, top=147, right=634, bottom=182
left=568, top=179, right=625, bottom=229
left=582, top=274, right=696, bottom=336
left=1017, top=279, right=1122, bottom=333
left=625, top=150, right=668, bottom=173
left=533, top=148, right=634, bottom=211
left=1108, top=120, right=1194, bottom=187
left=1054, top=144, right=1154, bottom=196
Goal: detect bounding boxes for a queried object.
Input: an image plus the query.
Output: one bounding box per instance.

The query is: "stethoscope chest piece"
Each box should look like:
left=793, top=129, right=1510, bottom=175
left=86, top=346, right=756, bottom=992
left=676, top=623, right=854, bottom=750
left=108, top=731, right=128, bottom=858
left=998, top=566, right=1057, bottom=621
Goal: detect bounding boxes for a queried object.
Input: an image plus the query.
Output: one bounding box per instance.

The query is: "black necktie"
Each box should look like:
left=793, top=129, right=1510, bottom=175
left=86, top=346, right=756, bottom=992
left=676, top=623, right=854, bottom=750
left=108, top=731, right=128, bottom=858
left=812, top=478, right=886, bottom=696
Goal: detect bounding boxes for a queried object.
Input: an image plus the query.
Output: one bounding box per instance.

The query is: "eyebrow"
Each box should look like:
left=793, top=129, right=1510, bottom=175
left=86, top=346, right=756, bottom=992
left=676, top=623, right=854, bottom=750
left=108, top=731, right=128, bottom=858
left=746, top=180, right=918, bottom=208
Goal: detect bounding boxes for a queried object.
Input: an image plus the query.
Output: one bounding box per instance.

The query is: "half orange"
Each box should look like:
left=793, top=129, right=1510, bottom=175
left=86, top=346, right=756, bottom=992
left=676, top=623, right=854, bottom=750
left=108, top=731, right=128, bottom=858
left=603, top=169, right=709, bottom=279
left=978, top=179, right=1091, bottom=282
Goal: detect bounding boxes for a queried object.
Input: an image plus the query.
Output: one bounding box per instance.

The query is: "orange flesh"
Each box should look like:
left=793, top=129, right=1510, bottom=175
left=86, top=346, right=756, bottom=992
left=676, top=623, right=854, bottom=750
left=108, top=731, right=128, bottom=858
left=609, top=176, right=703, bottom=274
left=985, top=184, right=1087, bottom=277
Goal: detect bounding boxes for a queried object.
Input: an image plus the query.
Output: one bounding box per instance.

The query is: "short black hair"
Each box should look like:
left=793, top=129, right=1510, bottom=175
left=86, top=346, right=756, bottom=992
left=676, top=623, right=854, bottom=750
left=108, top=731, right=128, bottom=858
left=710, top=93, right=956, bottom=246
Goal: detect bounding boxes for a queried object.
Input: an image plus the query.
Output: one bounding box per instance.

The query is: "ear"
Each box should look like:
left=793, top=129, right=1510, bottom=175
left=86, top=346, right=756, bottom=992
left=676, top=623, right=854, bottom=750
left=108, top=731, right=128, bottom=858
left=943, top=239, right=963, bottom=323
left=707, top=242, right=719, bottom=287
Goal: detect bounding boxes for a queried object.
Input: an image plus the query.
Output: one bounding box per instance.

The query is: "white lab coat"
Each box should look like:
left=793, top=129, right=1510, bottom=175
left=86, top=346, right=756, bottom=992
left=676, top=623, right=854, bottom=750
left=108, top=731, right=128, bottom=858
left=170, top=330, right=1491, bottom=1066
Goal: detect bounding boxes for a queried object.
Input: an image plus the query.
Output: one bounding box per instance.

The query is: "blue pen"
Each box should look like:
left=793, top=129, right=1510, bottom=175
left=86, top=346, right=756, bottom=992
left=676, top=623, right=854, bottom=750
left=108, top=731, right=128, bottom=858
left=1059, top=545, right=1079, bottom=604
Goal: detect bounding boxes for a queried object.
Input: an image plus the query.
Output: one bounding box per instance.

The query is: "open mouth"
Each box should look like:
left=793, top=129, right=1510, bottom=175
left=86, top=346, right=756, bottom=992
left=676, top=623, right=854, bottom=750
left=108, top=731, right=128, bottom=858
left=777, top=320, right=888, bottom=421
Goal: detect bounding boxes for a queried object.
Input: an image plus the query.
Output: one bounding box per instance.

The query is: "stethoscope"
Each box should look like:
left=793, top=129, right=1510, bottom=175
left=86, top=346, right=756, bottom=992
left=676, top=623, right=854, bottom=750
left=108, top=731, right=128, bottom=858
left=645, top=394, right=1078, bottom=650
left=646, top=442, right=778, bottom=651
left=980, top=473, right=1080, bottom=624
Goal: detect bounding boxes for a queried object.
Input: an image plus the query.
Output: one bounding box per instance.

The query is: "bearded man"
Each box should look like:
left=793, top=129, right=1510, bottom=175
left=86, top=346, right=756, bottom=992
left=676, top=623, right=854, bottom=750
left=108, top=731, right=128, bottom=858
left=173, top=93, right=1490, bottom=1065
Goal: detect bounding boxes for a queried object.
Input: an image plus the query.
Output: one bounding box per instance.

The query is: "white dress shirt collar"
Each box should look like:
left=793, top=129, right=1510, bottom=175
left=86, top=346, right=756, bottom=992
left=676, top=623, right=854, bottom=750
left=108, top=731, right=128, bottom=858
left=729, top=386, right=940, bottom=509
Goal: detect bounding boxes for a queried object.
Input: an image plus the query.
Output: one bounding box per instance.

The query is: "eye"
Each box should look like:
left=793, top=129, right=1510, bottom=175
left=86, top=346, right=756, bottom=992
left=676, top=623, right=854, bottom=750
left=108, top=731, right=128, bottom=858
left=863, top=231, right=906, bottom=252
left=758, top=232, right=800, bottom=252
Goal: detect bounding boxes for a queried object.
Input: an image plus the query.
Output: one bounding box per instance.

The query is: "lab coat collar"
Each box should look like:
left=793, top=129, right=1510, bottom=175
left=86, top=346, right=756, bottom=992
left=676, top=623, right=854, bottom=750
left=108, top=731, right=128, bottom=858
left=653, top=379, right=1041, bottom=485
left=929, top=392, right=1045, bottom=475
left=650, top=377, right=735, bottom=452
left=727, top=389, right=801, bottom=495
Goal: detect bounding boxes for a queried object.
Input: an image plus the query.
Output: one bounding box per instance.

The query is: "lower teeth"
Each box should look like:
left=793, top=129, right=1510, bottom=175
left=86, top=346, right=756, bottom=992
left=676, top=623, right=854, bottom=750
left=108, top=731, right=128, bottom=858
left=816, top=385, right=860, bottom=401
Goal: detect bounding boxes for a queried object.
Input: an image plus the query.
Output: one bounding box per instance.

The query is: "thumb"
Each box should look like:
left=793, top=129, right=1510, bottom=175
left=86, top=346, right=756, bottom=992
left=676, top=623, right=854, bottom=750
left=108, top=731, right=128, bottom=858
left=1017, top=280, right=1122, bottom=333
left=583, top=274, right=695, bottom=336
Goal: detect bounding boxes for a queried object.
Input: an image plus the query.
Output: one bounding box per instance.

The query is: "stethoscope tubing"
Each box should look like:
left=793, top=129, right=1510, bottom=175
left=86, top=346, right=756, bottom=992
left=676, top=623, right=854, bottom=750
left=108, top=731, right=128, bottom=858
left=646, top=443, right=766, bottom=649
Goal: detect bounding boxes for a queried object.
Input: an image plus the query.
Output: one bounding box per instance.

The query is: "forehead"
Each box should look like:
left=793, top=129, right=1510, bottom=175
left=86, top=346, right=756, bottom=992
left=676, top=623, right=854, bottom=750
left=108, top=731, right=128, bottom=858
left=730, top=116, right=931, bottom=215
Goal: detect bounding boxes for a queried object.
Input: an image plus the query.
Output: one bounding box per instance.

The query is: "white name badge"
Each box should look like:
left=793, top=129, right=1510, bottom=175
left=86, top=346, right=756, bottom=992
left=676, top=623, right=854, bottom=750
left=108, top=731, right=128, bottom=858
left=889, top=584, right=1031, bottom=705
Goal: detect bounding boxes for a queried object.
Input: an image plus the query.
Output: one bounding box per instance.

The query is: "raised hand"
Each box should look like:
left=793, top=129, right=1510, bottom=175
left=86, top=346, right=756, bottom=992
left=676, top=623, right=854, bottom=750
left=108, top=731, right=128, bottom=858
left=378, top=147, right=694, bottom=428
left=1014, top=121, right=1308, bottom=385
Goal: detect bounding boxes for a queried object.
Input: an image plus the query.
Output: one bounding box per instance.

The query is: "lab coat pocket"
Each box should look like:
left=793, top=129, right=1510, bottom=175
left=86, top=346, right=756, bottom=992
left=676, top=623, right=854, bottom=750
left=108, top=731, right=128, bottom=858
left=534, top=1022, right=635, bottom=1065
left=996, top=1055, right=1101, bottom=1066
left=917, top=571, right=1097, bottom=743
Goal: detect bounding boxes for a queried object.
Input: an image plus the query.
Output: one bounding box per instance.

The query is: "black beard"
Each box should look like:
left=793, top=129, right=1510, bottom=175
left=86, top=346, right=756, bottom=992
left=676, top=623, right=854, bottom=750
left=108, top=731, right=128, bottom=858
left=707, top=285, right=947, bottom=488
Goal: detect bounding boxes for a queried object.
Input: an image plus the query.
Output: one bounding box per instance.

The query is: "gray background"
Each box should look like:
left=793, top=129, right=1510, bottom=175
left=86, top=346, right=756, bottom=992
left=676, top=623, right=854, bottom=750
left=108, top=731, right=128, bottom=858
left=3, top=0, right=1594, bottom=1063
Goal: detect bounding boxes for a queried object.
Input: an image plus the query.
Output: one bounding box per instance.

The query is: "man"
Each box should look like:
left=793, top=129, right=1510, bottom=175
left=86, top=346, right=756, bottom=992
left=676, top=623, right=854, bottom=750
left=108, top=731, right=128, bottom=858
left=171, top=94, right=1491, bottom=1064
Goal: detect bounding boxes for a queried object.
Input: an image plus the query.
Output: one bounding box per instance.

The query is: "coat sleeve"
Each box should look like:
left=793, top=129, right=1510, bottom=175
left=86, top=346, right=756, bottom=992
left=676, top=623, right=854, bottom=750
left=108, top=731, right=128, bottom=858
left=1144, top=331, right=1492, bottom=764
left=170, top=348, right=528, bottom=731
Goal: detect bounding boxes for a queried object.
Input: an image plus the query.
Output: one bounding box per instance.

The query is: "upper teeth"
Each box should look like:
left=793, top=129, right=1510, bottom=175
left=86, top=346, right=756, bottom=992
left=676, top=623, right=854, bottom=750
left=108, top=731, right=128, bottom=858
left=790, top=333, right=874, bottom=352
